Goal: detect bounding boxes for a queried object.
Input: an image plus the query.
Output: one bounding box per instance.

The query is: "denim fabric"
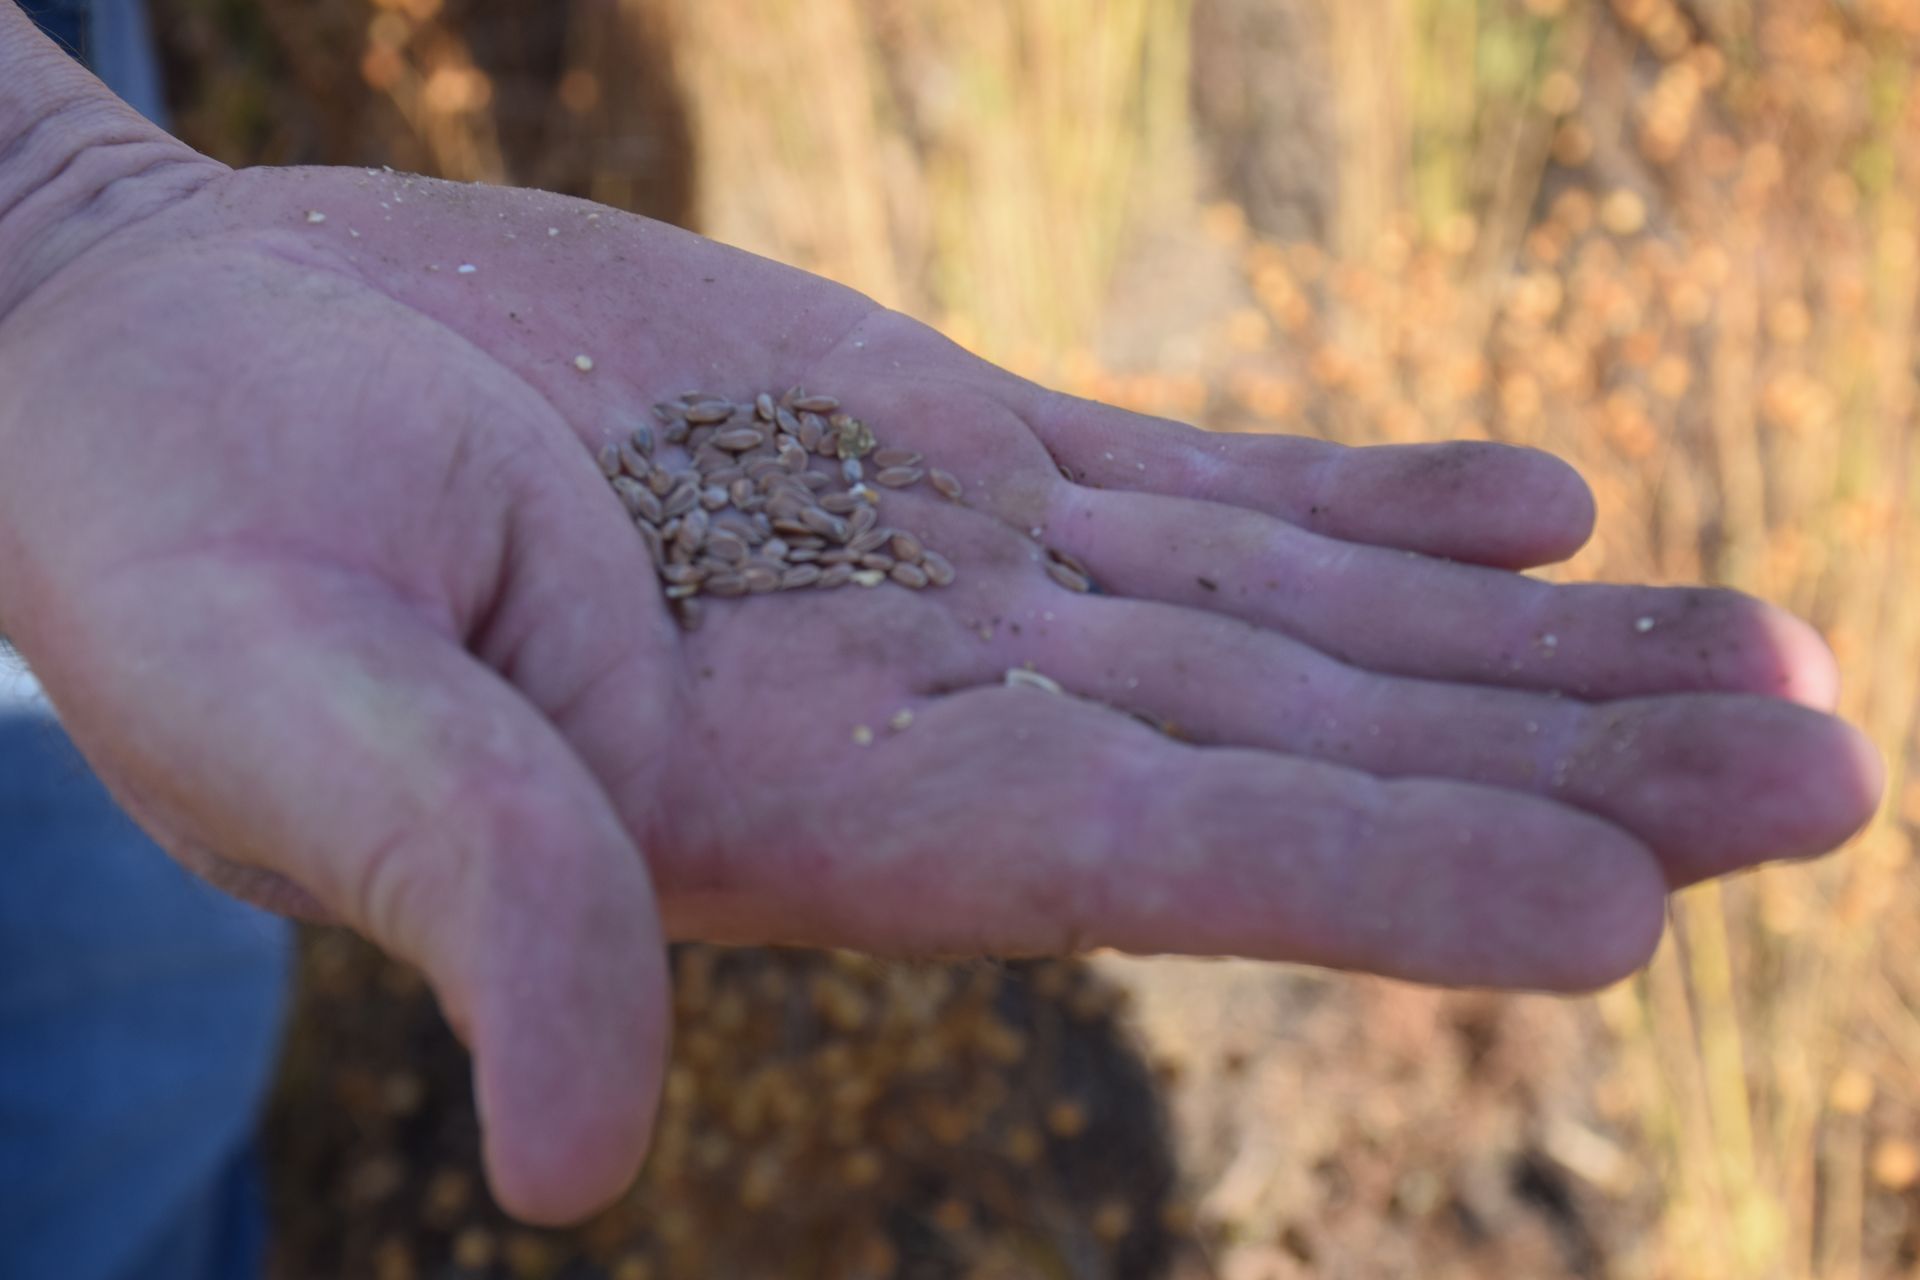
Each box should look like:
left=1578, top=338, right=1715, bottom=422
left=0, top=713, right=291, bottom=1280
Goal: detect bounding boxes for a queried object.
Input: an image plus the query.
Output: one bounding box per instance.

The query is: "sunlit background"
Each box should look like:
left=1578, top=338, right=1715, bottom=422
left=149, top=0, right=1920, bottom=1276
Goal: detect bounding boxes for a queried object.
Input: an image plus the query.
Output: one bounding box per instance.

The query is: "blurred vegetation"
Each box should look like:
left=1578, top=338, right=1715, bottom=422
left=149, top=0, right=1920, bottom=1275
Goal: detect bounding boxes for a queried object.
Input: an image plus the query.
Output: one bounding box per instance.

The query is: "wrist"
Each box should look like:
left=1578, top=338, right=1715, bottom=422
left=0, top=4, right=220, bottom=325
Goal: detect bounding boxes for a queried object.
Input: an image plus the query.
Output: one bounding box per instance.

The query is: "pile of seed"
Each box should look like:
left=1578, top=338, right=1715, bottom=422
left=598, top=389, right=964, bottom=630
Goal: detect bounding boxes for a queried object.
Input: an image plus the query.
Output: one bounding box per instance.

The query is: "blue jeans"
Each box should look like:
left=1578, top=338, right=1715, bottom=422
left=0, top=711, right=291, bottom=1280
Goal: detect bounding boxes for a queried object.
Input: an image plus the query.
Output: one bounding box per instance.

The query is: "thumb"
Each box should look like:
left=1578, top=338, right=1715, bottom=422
left=41, top=570, right=670, bottom=1225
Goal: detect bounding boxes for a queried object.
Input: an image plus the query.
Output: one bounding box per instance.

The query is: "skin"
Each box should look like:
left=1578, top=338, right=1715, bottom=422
left=0, top=12, right=1882, bottom=1226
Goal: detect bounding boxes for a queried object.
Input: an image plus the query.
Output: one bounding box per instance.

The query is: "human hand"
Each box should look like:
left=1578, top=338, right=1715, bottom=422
left=0, top=150, right=1878, bottom=1221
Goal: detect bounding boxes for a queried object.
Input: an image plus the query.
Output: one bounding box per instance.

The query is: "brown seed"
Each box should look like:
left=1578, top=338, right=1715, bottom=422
left=672, top=596, right=703, bottom=631
left=875, top=466, right=924, bottom=487
left=596, top=444, right=622, bottom=477
left=817, top=563, right=855, bottom=588
left=619, top=441, right=651, bottom=481
left=705, top=573, right=747, bottom=597
left=637, top=523, right=665, bottom=566
left=713, top=513, right=758, bottom=542
left=661, top=563, right=704, bottom=585
left=611, top=476, right=651, bottom=517
left=799, top=471, right=832, bottom=491
left=630, top=423, right=655, bottom=456
left=651, top=401, right=680, bottom=423
left=691, top=444, right=730, bottom=472
left=851, top=569, right=886, bottom=588
left=742, top=565, right=780, bottom=594
left=890, top=531, right=924, bottom=562
left=646, top=467, right=674, bottom=496
left=703, top=464, right=744, bottom=487
left=849, top=528, right=890, bottom=555
left=819, top=492, right=860, bottom=515
left=786, top=548, right=821, bottom=563
left=794, top=412, right=825, bottom=452
left=813, top=432, right=839, bottom=458
left=929, top=468, right=964, bottom=500
left=700, top=485, right=728, bottom=510
left=792, top=393, right=839, bottom=413
left=890, top=562, right=929, bottom=588
left=774, top=405, right=802, bottom=436
left=872, top=447, right=922, bottom=469
left=781, top=564, right=823, bottom=589
left=714, top=427, right=765, bottom=452
left=820, top=548, right=860, bottom=565
left=755, top=392, right=776, bottom=421
left=761, top=537, right=792, bottom=561
left=771, top=517, right=813, bottom=539
left=662, top=418, right=690, bottom=445
left=729, top=478, right=756, bottom=508
left=706, top=531, right=748, bottom=563
left=919, top=549, right=955, bottom=586
left=859, top=553, right=895, bottom=572
left=663, top=481, right=699, bottom=518
left=1045, top=559, right=1092, bottom=593
left=778, top=439, right=810, bottom=473
left=848, top=505, right=879, bottom=536
left=685, top=399, right=735, bottom=424
left=799, top=507, right=846, bottom=540
left=631, top=486, right=665, bottom=526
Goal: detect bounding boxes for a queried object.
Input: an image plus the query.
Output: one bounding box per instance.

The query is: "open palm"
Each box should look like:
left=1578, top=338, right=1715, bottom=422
left=0, top=161, right=1877, bottom=1222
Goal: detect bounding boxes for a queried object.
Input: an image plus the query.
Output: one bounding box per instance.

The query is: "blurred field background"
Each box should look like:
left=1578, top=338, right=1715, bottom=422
left=144, top=0, right=1920, bottom=1276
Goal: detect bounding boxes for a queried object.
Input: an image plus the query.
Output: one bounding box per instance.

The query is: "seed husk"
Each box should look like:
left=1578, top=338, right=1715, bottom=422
left=890, top=562, right=930, bottom=588
left=834, top=418, right=876, bottom=460
left=929, top=468, right=964, bottom=500
left=685, top=399, right=735, bottom=424
left=920, top=549, right=955, bottom=586
left=1045, top=559, right=1093, bottom=593
left=1005, top=668, right=1065, bottom=695
left=841, top=458, right=864, bottom=483
left=890, top=531, right=924, bottom=562
left=851, top=569, right=886, bottom=588
left=664, top=583, right=698, bottom=599
left=875, top=466, right=924, bottom=488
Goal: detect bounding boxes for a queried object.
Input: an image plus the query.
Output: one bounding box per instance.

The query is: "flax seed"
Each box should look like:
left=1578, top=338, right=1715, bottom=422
left=755, top=392, right=776, bottom=421
left=919, top=549, right=955, bottom=586
left=630, top=424, right=655, bottom=456
left=775, top=406, right=802, bottom=437
left=597, top=444, right=622, bottom=478
left=685, top=400, right=735, bottom=425
left=860, top=554, right=896, bottom=572
left=875, top=466, right=924, bottom=488
left=781, top=564, right=823, bottom=589
left=664, top=481, right=699, bottom=518
left=890, top=563, right=929, bottom=588
left=848, top=506, right=879, bottom=537
left=611, top=476, right=651, bottom=517
left=701, top=485, right=728, bottom=511
left=872, top=447, right=922, bottom=469
left=817, top=563, right=855, bottom=588
left=890, top=531, right=924, bottom=562
left=929, top=468, right=964, bottom=501
left=704, top=572, right=747, bottom=597
left=819, top=492, right=860, bottom=515
left=714, top=427, right=764, bottom=452
left=849, top=528, right=890, bottom=555
left=707, top=532, right=748, bottom=563
left=742, top=566, right=780, bottom=594
left=792, top=393, right=839, bottom=413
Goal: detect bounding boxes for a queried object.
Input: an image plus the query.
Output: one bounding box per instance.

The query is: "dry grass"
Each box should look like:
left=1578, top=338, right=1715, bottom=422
left=151, top=0, right=1920, bottom=1275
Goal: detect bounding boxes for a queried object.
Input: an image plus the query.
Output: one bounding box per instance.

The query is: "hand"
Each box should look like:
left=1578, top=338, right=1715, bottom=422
left=0, top=157, right=1878, bottom=1222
